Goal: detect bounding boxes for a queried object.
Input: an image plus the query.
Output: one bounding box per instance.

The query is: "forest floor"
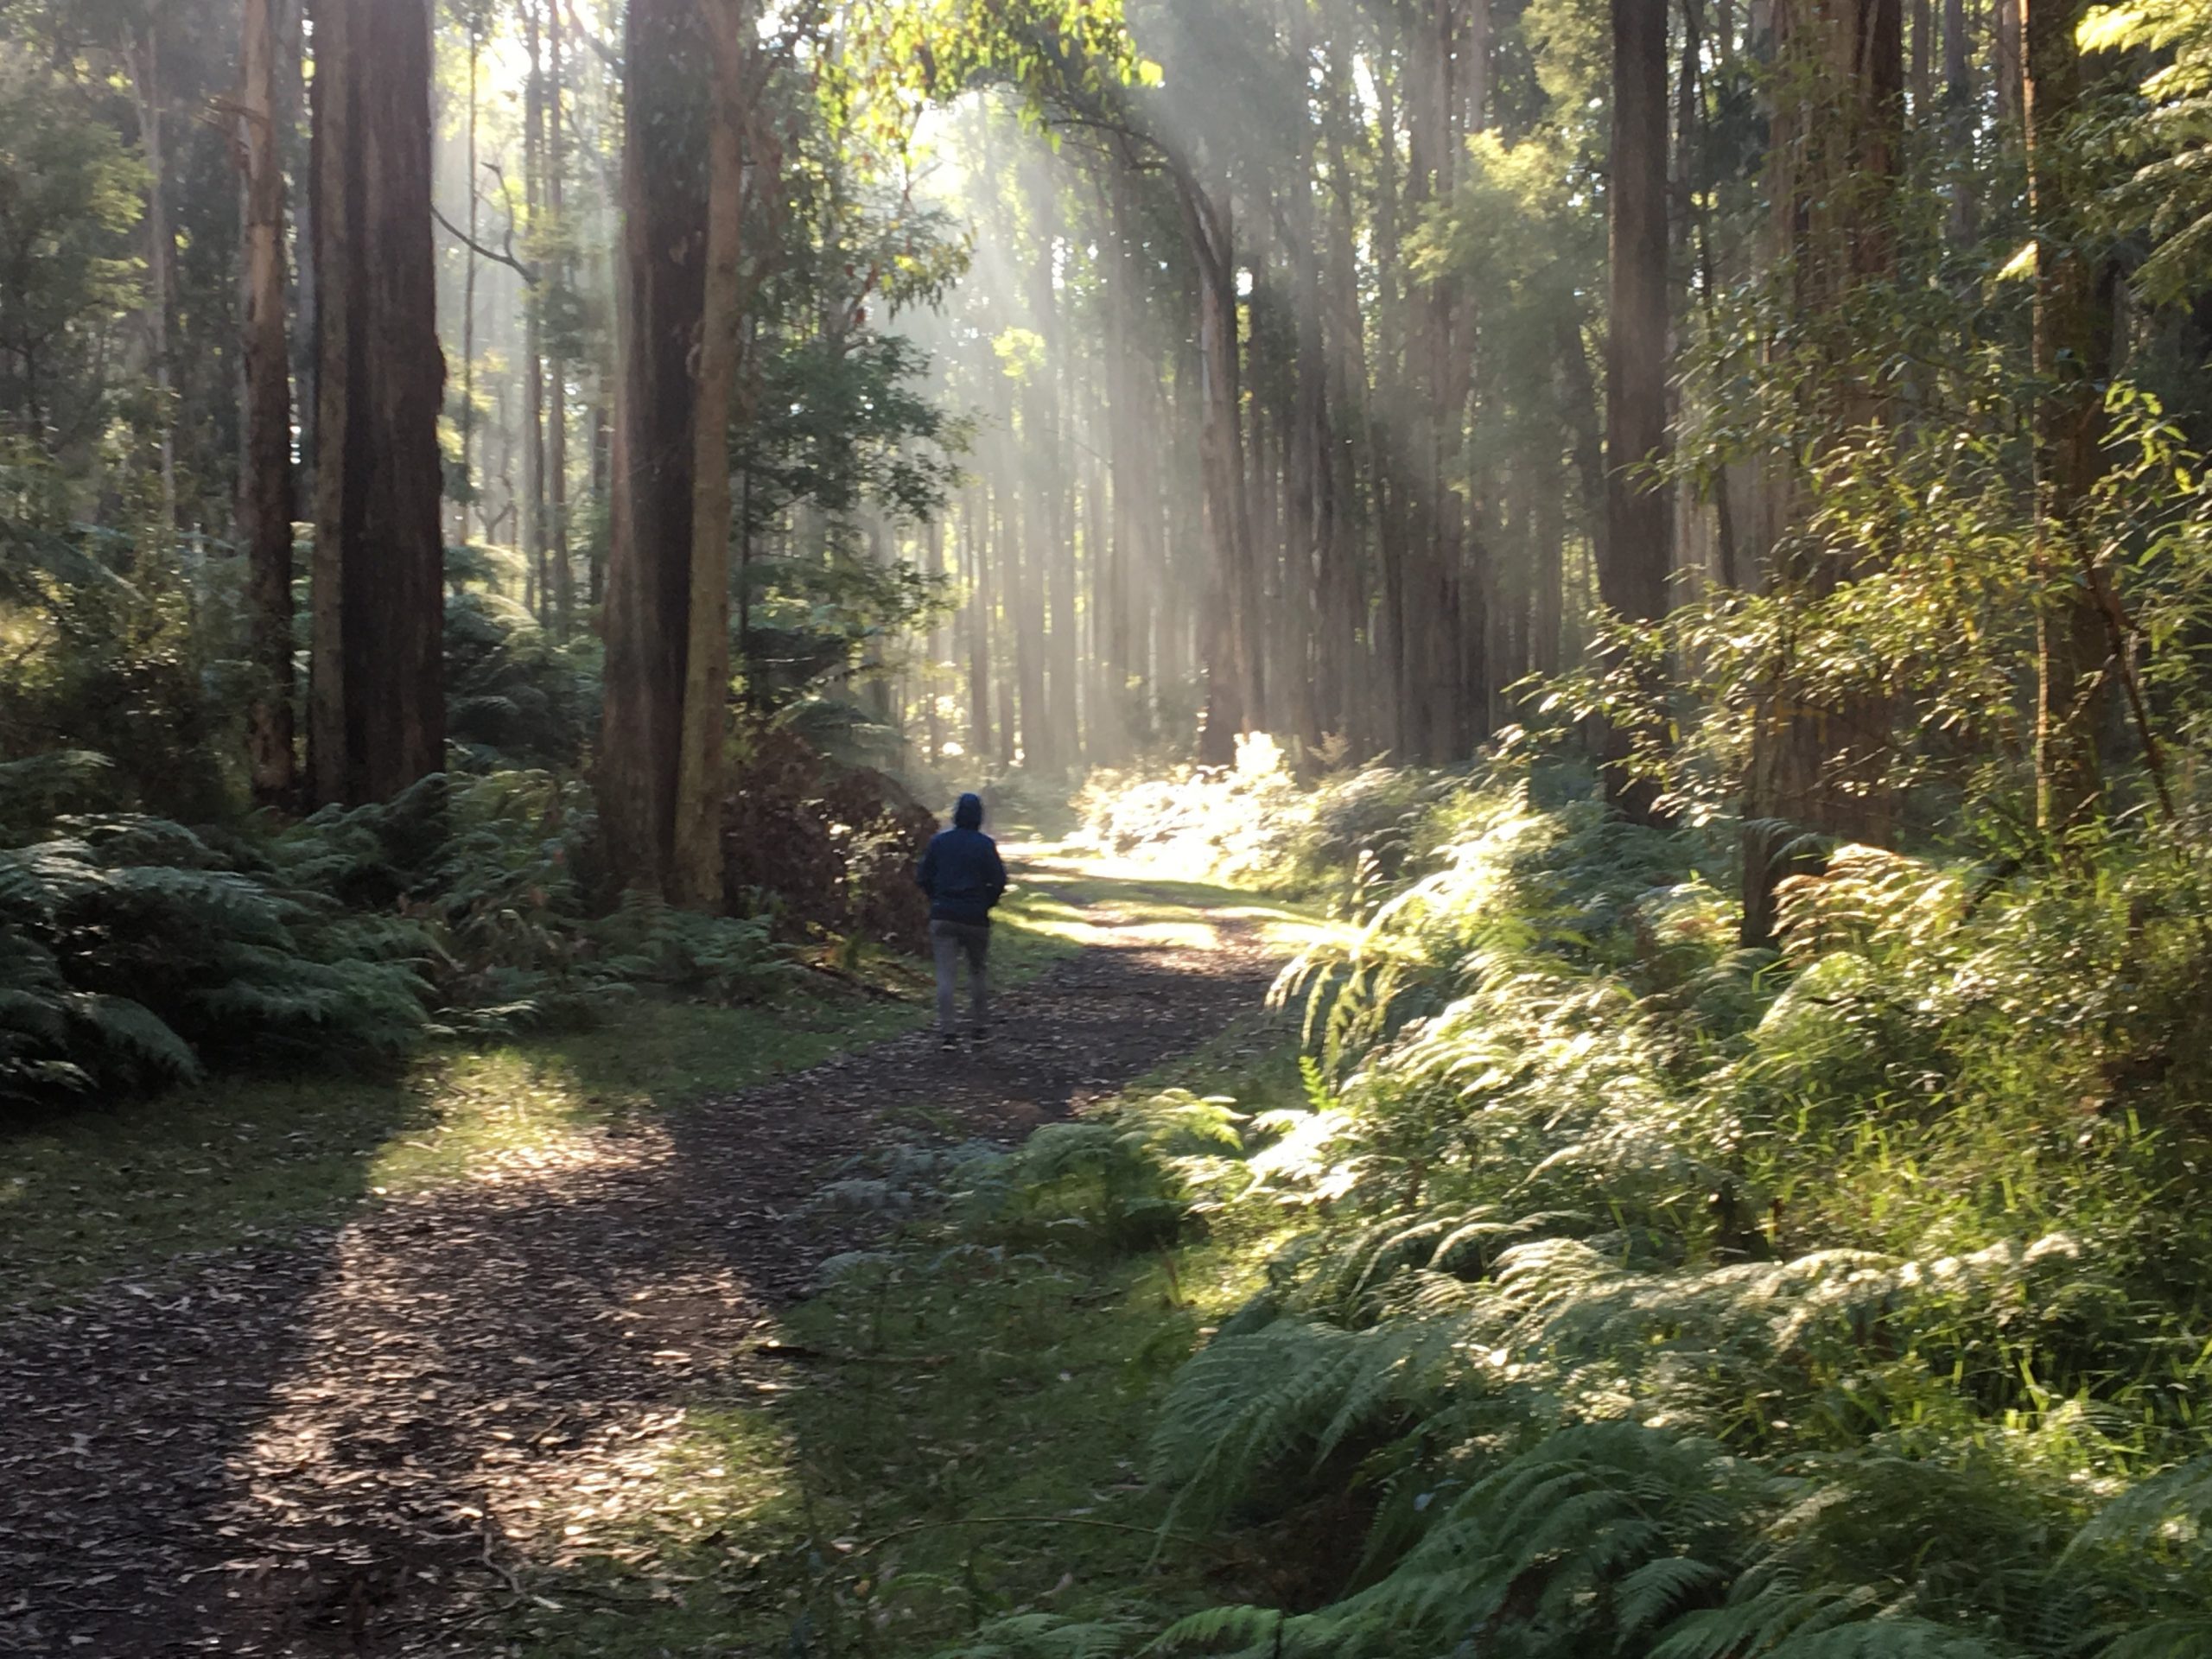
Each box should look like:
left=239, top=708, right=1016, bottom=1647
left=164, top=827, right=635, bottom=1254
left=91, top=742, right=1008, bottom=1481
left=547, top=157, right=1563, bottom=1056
left=0, top=848, right=1315, bottom=1657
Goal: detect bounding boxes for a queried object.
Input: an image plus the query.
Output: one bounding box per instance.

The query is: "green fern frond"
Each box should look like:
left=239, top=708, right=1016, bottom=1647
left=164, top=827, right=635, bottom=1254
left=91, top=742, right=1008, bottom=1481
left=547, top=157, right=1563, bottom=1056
left=1653, top=1580, right=1885, bottom=1659
left=66, top=992, right=200, bottom=1082
left=1152, top=1605, right=1283, bottom=1656
left=1763, top=1618, right=2018, bottom=1657
left=1618, top=1554, right=1732, bottom=1636
left=1154, top=1320, right=1382, bottom=1527
left=2071, top=1455, right=2212, bottom=1556
left=2097, top=1618, right=2212, bottom=1659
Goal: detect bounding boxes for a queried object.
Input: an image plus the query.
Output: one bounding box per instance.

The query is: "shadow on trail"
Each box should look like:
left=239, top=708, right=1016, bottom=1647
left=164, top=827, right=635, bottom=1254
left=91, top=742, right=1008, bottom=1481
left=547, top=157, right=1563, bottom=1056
left=0, top=874, right=1278, bottom=1656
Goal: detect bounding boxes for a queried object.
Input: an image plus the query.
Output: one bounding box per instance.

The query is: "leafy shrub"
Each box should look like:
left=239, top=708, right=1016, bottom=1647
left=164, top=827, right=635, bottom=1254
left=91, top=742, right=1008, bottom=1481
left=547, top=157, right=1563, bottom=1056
left=1077, top=734, right=1326, bottom=887
left=0, top=760, right=800, bottom=1105
left=950, top=766, right=2212, bottom=1659
left=443, top=591, right=601, bottom=771
left=289, top=769, right=793, bottom=1030
left=720, top=720, right=936, bottom=950
left=584, top=892, right=793, bottom=1005
left=0, top=467, right=245, bottom=823
left=0, top=809, right=429, bottom=1107
left=963, top=1090, right=1247, bottom=1254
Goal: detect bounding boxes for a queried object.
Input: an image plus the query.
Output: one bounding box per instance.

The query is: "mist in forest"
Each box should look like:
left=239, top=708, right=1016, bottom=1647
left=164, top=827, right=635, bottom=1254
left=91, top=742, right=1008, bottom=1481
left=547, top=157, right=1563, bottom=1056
left=22, top=0, right=2212, bottom=1654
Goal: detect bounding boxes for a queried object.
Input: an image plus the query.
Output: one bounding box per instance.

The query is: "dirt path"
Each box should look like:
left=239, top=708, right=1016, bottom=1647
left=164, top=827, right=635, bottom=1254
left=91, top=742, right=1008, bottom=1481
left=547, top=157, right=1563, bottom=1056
left=0, top=860, right=1282, bottom=1656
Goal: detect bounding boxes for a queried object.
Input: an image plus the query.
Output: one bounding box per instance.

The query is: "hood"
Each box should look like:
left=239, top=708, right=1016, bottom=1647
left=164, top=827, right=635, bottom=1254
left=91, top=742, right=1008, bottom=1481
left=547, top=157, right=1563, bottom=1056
left=954, top=792, right=984, bottom=831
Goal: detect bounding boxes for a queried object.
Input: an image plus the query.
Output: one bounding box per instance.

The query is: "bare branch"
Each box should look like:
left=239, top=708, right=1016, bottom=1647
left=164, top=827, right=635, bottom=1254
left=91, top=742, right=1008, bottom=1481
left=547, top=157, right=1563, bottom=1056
left=433, top=202, right=538, bottom=285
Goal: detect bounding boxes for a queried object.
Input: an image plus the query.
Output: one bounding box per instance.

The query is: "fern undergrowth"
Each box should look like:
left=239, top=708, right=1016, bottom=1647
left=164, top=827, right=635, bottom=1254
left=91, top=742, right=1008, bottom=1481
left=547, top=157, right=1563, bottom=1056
left=0, top=760, right=791, bottom=1110
left=955, top=765, right=2212, bottom=1658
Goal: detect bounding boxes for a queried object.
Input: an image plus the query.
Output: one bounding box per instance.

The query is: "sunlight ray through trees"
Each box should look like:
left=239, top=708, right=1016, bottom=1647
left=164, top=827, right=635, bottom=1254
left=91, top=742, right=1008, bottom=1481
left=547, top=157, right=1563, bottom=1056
left=13, top=0, right=2212, bottom=1648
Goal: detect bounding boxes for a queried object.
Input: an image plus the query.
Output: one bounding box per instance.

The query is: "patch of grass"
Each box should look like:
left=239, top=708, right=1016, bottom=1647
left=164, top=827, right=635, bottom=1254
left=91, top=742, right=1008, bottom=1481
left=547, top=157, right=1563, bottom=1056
left=509, top=1247, right=1233, bottom=1659
left=0, top=860, right=1145, bottom=1310
left=0, top=994, right=919, bottom=1307
left=1003, top=857, right=1338, bottom=959
left=508, top=1027, right=1313, bottom=1659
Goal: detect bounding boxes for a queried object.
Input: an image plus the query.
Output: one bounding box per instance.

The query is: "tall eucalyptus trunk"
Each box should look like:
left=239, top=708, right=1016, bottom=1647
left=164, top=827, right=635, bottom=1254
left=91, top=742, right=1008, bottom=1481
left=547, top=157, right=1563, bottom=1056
left=1601, top=0, right=1675, bottom=821
left=2025, top=0, right=2114, bottom=839
left=307, top=0, right=446, bottom=805
left=670, top=0, right=747, bottom=911
left=601, top=0, right=706, bottom=891
left=241, top=0, right=296, bottom=804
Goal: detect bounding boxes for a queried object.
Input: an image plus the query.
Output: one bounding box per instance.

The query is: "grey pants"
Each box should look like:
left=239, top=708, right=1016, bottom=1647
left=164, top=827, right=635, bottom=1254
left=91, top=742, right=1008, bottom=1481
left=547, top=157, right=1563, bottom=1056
left=930, top=918, right=991, bottom=1033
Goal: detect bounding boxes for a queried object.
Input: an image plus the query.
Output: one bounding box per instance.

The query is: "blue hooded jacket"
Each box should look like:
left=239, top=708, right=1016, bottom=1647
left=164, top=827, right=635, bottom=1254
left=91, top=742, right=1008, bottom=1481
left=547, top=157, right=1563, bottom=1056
left=916, top=793, right=1007, bottom=925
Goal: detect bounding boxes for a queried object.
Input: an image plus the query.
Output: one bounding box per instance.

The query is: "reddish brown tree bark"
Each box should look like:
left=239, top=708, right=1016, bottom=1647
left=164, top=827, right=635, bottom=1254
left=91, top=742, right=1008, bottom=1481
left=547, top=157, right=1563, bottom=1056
left=1741, top=0, right=1905, bottom=945
left=308, top=0, right=446, bottom=806
left=1602, top=0, right=1675, bottom=820
left=600, top=0, right=706, bottom=891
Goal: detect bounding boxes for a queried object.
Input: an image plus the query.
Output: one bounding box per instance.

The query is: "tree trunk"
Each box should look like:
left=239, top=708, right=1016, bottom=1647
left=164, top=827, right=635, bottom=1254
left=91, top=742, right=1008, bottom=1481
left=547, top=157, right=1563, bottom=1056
left=547, top=0, right=574, bottom=637
left=1012, top=464, right=1046, bottom=765
left=307, top=0, right=446, bottom=806
left=128, top=28, right=180, bottom=534
left=285, top=0, right=315, bottom=513
left=458, top=26, right=480, bottom=547
left=1023, top=156, right=1070, bottom=769
left=1943, top=0, right=1978, bottom=242
left=241, top=0, right=296, bottom=805
left=524, top=2, right=548, bottom=617
left=1533, top=439, right=1565, bottom=678
left=925, top=512, right=945, bottom=763
left=1184, top=180, right=1255, bottom=762
left=1603, top=0, right=1675, bottom=819
left=1994, top=0, right=2024, bottom=123
left=966, top=490, right=992, bottom=763
left=588, top=397, right=609, bottom=604
left=601, top=0, right=706, bottom=892
left=2025, top=0, right=2111, bottom=838
left=1911, top=0, right=1933, bottom=117
left=669, top=0, right=747, bottom=910
left=1740, top=0, right=1904, bottom=945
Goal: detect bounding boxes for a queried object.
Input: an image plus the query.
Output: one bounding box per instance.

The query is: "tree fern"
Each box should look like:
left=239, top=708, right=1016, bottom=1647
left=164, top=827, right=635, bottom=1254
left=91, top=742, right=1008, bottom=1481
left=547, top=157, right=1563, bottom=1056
left=1153, top=1319, right=1392, bottom=1529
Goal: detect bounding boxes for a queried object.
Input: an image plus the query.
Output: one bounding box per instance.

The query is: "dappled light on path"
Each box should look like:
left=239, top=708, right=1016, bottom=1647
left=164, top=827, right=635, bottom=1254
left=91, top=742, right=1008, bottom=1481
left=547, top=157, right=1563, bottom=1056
left=0, top=855, right=1281, bottom=1656
left=1005, top=842, right=1342, bottom=962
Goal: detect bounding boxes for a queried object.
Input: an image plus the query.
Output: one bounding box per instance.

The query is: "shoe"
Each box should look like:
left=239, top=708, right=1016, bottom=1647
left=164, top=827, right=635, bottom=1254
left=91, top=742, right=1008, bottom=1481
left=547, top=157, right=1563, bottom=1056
left=939, top=1034, right=960, bottom=1052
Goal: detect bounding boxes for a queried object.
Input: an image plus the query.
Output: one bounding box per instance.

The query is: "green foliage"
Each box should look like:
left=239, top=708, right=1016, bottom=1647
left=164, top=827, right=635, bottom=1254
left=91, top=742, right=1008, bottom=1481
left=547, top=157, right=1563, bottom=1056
left=0, top=456, right=245, bottom=820
left=295, top=770, right=792, bottom=1030
left=936, top=1615, right=1153, bottom=1658
left=1551, top=385, right=2212, bottom=842
left=0, top=762, right=803, bottom=1107
left=1077, top=737, right=1456, bottom=897
left=0, top=811, right=428, bottom=1107
left=584, top=891, right=795, bottom=1006
left=0, top=60, right=146, bottom=449
left=964, top=766, right=2212, bottom=1659
left=2082, top=1, right=2212, bottom=304
left=836, top=0, right=1152, bottom=143
left=742, top=331, right=964, bottom=532
left=443, top=591, right=601, bottom=771
left=965, top=1088, right=1245, bottom=1253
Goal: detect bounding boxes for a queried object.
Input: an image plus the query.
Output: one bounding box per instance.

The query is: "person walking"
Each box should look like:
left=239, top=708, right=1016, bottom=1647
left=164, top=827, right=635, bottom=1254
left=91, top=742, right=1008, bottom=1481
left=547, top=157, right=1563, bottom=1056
left=916, top=791, right=1007, bottom=1046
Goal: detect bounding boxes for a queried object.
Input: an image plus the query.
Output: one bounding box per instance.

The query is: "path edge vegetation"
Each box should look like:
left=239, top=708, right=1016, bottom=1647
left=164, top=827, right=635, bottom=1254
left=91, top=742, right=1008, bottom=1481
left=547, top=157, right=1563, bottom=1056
left=0, top=873, right=1085, bottom=1308
left=514, top=753, right=2212, bottom=1658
